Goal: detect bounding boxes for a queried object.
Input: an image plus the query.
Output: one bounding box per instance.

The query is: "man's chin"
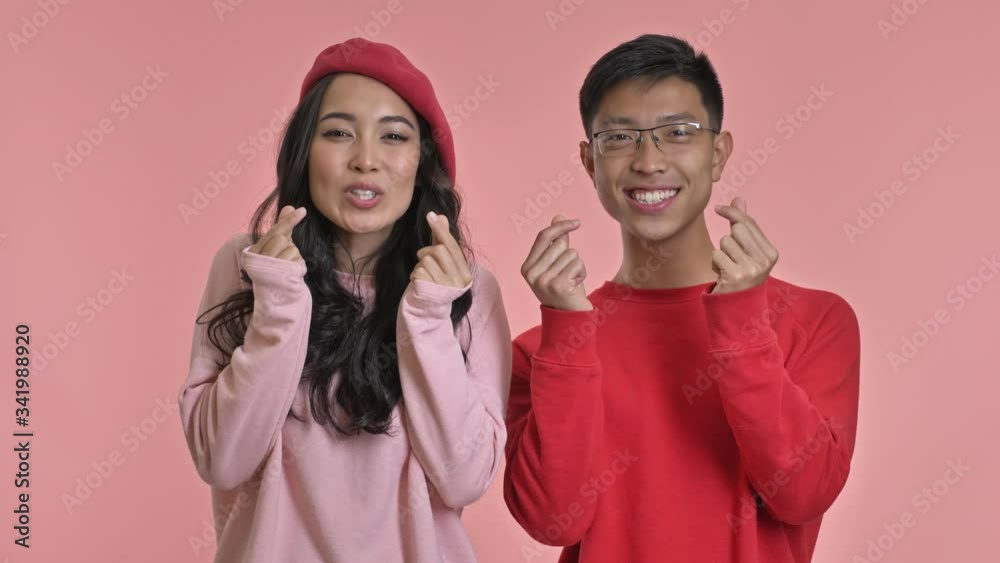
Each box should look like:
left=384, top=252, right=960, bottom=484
left=619, top=213, right=680, bottom=242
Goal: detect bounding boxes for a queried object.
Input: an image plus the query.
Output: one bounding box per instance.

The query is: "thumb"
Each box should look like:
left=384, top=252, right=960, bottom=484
left=732, top=197, right=747, bottom=214
left=551, top=214, right=570, bottom=244
left=427, top=211, right=441, bottom=243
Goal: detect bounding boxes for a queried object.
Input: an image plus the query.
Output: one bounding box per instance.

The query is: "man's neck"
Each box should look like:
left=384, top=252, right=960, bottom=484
left=614, top=215, right=719, bottom=289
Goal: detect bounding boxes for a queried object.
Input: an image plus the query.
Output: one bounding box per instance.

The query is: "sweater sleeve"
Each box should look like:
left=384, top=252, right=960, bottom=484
left=395, top=265, right=512, bottom=509
left=502, top=304, right=605, bottom=546
left=178, top=238, right=313, bottom=491
left=702, top=282, right=861, bottom=525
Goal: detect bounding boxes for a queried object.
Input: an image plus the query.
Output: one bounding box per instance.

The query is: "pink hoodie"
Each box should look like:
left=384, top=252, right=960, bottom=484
left=179, top=233, right=512, bottom=562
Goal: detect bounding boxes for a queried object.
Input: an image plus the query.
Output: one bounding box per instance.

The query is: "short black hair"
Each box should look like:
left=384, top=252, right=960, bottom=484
left=579, top=34, right=724, bottom=137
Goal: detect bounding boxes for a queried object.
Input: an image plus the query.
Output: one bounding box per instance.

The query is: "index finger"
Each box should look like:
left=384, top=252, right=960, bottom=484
left=715, top=204, right=756, bottom=228
left=268, top=206, right=307, bottom=237
left=524, top=219, right=580, bottom=267
left=255, top=206, right=306, bottom=249
left=716, top=204, right=770, bottom=247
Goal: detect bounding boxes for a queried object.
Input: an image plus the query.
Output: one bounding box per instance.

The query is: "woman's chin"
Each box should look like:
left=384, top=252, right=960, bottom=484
left=339, top=217, right=393, bottom=236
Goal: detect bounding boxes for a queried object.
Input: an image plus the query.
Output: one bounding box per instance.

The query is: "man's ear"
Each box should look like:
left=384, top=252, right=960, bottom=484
left=710, top=130, right=734, bottom=182
left=579, top=140, right=595, bottom=184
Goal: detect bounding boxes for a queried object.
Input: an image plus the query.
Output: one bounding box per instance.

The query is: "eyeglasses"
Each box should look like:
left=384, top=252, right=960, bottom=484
left=591, top=122, right=720, bottom=156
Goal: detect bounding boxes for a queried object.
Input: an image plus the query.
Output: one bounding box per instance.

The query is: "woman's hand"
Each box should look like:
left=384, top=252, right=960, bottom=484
left=249, top=205, right=307, bottom=265
left=411, top=211, right=473, bottom=288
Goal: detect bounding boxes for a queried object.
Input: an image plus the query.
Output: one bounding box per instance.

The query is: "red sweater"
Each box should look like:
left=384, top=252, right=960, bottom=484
left=503, top=276, right=860, bottom=563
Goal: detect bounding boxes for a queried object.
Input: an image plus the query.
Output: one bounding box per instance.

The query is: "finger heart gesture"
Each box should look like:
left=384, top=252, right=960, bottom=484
left=711, top=197, right=779, bottom=294
left=411, top=211, right=473, bottom=289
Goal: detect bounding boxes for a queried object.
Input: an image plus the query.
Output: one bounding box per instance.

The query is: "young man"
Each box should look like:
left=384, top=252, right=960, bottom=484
left=504, top=34, right=861, bottom=563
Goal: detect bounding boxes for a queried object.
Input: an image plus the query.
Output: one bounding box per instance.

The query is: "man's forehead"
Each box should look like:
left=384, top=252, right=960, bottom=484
left=594, top=78, right=707, bottom=125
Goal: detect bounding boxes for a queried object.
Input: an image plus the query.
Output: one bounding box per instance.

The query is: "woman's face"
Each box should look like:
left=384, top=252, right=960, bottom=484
left=308, top=73, right=421, bottom=242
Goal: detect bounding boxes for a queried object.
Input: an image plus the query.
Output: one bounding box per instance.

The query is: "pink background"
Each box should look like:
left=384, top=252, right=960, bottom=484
left=2, top=0, right=997, bottom=561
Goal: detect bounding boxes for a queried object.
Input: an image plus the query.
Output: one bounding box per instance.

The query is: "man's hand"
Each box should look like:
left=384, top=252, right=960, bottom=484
left=712, top=197, right=779, bottom=294
left=521, top=215, right=593, bottom=311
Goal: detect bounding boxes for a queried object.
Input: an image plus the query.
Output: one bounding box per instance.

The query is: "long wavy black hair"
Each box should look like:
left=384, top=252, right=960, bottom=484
left=196, top=73, right=474, bottom=436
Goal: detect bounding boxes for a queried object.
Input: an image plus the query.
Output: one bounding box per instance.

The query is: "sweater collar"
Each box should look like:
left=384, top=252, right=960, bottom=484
left=594, top=279, right=717, bottom=303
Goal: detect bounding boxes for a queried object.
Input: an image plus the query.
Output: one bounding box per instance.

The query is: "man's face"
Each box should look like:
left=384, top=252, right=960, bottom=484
left=580, top=76, right=732, bottom=243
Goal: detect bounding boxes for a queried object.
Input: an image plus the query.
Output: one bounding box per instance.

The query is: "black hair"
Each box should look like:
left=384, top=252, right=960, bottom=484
left=196, top=73, right=473, bottom=436
left=579, top=34, right=724, bottom=136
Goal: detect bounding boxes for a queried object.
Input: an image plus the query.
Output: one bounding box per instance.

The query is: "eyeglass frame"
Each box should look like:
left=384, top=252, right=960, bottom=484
left=589, top=122, right=721, bottom=156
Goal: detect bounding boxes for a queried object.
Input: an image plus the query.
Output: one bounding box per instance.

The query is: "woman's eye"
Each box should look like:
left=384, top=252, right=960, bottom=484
left=322, top=130, right=352, bottom=138
left=384, top=132, right=409, bottom=142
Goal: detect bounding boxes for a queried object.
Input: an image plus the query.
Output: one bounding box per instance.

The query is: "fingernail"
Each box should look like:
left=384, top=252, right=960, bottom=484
left=428, top=211, right=438, bottom=221
left=714, top=205, right=723, bottom=211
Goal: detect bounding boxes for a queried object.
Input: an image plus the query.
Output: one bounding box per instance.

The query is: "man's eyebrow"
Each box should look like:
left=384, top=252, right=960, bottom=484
left=655, top=112, right=696, bottom=123
left=599, top=112, right=697, bottom=128
left=318, top=112, right=415, bottom=130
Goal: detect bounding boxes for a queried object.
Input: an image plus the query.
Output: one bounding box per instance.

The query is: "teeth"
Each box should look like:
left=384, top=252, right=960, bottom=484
left=351, top=189, right=376, bottom=200
left=629, top=188, right=678, bottom=204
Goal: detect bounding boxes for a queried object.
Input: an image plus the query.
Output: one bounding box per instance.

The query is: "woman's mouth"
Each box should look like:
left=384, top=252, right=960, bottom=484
left=345, top=184, right=384, bottom=209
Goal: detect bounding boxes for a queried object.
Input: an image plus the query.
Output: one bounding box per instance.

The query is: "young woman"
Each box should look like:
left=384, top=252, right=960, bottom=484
left=178, top=38, right=512, bottom=562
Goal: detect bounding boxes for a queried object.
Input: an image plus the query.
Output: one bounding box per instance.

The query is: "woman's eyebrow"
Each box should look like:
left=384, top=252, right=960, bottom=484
left=317, top=112, right=415, bottom=130
left=379, top=115, right=415, bottom=129
left=319, top=111, right=354, bottom=123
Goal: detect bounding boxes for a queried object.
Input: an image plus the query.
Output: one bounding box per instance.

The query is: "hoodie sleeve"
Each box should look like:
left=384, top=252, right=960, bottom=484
left=502, top=305, right=606, bottom=546
left=178, top=236, right=313, bottom=491
left=395, top=264, right=513, bottom=509
left=702, top=282, right=861, bottom=525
